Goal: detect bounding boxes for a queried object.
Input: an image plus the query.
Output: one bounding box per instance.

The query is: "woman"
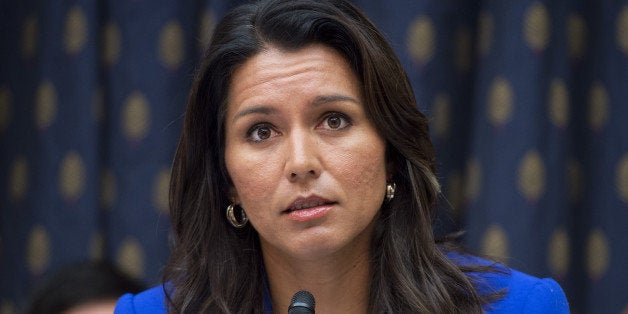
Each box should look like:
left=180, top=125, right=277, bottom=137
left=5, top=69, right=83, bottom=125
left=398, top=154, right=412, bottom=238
left=115, top=0, right=569, bottom=313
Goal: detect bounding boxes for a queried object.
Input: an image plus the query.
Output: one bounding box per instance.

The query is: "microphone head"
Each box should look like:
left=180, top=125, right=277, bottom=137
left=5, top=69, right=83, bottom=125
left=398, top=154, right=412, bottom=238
left=288, top=290, right=315, bottom=314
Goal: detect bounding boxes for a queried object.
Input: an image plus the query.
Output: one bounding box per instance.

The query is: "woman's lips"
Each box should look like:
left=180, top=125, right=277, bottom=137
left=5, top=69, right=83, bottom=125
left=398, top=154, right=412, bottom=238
left=285, top=203, right=334, bottom=221
left=284, top=195, right=335, bottom=222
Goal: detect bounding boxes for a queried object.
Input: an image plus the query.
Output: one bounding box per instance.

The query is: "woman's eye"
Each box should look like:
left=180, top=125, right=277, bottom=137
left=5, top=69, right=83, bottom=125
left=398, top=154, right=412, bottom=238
left=327, top=116, right=342, bottom=129
left=247, top=124, right=275, bottom=142
left=256, top=127, right=271, bottom=139
left=323, top=113, right=351, bottom=130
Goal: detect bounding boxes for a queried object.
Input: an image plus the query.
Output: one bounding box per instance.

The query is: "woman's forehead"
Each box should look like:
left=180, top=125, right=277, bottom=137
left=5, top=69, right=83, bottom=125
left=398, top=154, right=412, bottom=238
left=225, top=44, right=361, bottom=118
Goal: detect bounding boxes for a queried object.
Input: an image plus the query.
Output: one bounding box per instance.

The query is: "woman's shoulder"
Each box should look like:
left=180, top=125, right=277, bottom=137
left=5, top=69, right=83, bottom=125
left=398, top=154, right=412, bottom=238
left=490, top=268, right=568, bottom=313
left=450, top=253, right=569, bottom=313
left=114, top=285, right=167, bottom=314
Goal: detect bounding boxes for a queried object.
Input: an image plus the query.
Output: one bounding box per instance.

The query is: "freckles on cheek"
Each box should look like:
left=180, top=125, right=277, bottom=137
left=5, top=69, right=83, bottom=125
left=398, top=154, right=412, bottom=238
left=230, top=156, right=278, bottom=203
left=336, top=149, right=386, bottom=193
left=354, top=162, right=385, bottom=190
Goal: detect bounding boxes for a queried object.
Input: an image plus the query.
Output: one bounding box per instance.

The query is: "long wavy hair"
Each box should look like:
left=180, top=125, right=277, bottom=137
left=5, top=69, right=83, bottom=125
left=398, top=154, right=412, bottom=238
left=164, top=0, right=503, bottom=312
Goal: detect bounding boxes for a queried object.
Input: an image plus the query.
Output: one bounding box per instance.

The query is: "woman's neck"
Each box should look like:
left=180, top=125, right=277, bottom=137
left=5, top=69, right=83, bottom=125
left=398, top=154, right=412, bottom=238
left=262, top=244, right=371, bottom=314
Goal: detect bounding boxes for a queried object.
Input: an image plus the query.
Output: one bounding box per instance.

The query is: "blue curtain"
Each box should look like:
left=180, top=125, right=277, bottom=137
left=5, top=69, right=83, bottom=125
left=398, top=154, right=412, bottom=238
left=1, top=1, right=627, bottom=313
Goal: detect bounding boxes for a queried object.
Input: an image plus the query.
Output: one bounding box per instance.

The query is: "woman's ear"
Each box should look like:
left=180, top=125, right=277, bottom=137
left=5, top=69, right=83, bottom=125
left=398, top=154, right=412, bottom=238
left=228, top=186, right=240, bottom=204
left=386, top=160, right=395, bottom=181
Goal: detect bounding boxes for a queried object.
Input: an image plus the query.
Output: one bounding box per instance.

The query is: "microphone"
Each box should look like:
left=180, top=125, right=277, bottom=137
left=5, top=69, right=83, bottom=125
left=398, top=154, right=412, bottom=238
left=288, top=290, right=315, bottom=314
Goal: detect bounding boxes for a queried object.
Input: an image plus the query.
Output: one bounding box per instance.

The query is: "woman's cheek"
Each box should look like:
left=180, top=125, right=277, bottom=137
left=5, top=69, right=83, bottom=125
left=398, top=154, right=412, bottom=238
left=339, top=143, right=386, bottom=188
left=232, top=153, right=279, bottom=202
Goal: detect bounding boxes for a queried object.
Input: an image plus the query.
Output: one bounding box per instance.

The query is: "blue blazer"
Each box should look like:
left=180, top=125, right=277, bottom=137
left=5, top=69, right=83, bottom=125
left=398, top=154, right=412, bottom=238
left=115, top=257, right=569, bottom=313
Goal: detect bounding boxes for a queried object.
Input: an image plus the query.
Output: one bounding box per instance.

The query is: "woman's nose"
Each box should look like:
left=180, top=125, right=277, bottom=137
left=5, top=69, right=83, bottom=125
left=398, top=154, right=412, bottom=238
left=284, top=129, right=321, bottom=182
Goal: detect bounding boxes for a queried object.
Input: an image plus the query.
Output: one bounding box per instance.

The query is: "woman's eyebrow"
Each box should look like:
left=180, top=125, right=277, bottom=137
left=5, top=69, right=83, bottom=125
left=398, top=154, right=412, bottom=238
left=232, top=105, right=277, bottom=123
left=232, top=94, right=358, bottom=123
left=311, top=94, right=359, bottom=107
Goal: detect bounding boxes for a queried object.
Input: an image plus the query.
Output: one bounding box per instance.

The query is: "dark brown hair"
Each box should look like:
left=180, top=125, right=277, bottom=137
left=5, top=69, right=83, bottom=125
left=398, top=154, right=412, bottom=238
left=164, top=0, right=503, bottom=312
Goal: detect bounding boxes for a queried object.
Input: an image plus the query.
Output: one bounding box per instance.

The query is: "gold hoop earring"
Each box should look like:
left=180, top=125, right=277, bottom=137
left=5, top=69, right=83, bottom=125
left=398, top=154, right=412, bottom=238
left=226, top=203, right=248, bottom=228
left=385, top=182, right=396, bottom=201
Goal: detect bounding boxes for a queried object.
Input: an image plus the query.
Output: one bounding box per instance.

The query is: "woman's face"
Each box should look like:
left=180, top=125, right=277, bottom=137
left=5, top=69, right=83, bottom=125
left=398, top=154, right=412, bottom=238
left=224, top=44, right=387, bottom=262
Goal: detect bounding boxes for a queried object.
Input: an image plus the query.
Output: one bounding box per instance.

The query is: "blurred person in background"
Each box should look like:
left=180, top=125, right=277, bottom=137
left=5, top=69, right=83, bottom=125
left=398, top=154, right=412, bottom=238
left=28, top=260, right=143, bottom=314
